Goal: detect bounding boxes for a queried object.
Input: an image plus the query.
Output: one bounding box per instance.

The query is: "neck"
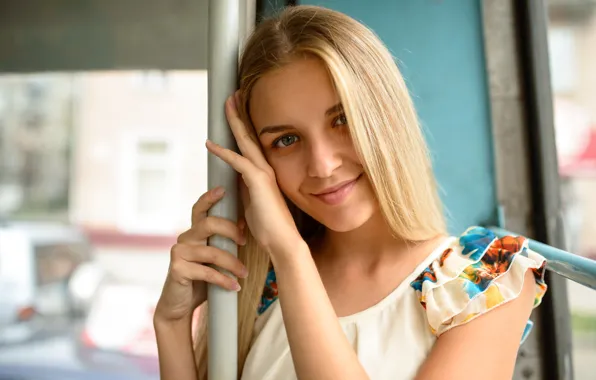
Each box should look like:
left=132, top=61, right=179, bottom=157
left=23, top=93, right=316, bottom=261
left=318, top=211, right=407, bottom=266
left=314, top=211, right=448, bottom=272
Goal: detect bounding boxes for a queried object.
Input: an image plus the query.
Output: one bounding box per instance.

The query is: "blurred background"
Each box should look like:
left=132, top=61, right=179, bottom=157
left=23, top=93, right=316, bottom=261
left=0, top=70, right=207, bottom=379
left=549, top=3, right=596, bottom=375
left=0, top=0, right=595, bottom=379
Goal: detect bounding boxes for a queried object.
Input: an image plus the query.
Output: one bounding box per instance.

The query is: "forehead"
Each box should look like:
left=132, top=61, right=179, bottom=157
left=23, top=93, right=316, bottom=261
left=249, top=57, right=339, bottom=130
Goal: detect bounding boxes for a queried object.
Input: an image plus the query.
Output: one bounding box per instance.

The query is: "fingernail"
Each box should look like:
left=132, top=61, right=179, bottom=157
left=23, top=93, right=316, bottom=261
left=240, top=267, right=249, bottom=278
left=233, top=282, right=242, bottom=291
left=229, top=95, right=236, bottom=109
left=213, top=187, right=225, bottom=197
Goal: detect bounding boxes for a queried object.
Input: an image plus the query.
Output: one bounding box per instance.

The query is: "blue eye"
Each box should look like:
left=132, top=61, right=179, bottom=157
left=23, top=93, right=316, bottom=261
left=273, top=134, right=299, bottom=148
left=334, top=114, right=348, bottom=127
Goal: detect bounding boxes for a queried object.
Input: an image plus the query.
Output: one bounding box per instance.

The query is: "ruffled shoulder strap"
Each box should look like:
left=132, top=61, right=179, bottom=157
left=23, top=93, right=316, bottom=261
left=257, top=268, right=278, bottom=316
left=410, top=226, right=547, bottom=342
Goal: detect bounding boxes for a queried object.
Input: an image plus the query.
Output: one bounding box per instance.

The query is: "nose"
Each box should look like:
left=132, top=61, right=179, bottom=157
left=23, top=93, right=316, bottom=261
left=306, top=138, right=342, bottom=178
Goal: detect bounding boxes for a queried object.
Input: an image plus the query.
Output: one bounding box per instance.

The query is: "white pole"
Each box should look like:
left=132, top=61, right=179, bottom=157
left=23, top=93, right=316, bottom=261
left=207, top=0, right=240, bottom=379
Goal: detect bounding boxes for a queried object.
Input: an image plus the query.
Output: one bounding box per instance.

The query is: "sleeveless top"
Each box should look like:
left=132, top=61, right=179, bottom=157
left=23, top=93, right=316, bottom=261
left=241, top=226, right=548, bottom=380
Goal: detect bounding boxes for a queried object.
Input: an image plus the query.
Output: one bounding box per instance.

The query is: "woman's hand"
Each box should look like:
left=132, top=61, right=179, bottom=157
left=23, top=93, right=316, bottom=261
left=154, top=187, right=248, bottom=324
left=205, top=93, right=303, bottom=257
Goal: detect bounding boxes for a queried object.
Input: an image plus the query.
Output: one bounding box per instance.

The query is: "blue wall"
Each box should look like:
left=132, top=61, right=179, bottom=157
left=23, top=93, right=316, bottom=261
left=300, top=0, right=497, bottom=234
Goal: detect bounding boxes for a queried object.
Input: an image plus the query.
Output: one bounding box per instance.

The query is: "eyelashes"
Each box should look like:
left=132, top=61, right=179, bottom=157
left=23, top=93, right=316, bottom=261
left=272, top=134, right=299, bottom=148
left=270, top=113, right=348, bottom=149
left=333, top=113, right=348, bottom=127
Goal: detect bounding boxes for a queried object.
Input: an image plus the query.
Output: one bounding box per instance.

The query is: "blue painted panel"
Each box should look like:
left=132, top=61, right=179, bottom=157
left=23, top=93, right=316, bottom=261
left=300, top=0, right=496, bottom=234
left=260, top=0, right=288, bottom=18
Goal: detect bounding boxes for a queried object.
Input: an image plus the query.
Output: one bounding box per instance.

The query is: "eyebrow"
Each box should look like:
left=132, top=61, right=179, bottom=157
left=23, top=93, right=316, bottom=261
left=258, top=103, right=344, bottom=137
left=258, top=125, right=293, bottom=136
left=325, top=102, right=343, bottom=116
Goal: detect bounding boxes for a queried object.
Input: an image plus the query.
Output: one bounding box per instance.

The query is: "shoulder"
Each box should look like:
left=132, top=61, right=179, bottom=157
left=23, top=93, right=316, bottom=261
left=409, top=226, right=547, bottom=340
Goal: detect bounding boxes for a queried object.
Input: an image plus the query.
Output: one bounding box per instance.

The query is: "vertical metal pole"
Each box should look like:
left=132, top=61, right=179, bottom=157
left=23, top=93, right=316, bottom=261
left=207, top=1, right=240, bottom=379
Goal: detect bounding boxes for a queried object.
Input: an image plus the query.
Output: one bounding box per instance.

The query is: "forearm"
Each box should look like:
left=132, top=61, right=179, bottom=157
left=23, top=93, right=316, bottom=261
left=154, top=317, right=198, bottom=380
left=271, top=241, right=369, bottom=380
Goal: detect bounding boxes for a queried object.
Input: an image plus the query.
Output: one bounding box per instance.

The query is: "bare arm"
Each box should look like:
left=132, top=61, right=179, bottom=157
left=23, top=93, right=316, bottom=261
left=154, top=316, right=198, bottom=380
left=271, top=241, right=369, bottom=380
left=153, top=185, right=248, bottom=380
left=414, top=269, right=538, bottom=380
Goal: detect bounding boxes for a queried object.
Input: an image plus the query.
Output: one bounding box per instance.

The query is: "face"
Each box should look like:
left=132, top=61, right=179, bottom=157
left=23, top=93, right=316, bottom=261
left=249, top=57, right=378, bottom=232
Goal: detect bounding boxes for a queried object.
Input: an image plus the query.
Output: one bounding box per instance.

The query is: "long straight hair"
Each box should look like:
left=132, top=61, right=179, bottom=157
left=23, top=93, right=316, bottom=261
left=195, top=5, right=446, bottom=379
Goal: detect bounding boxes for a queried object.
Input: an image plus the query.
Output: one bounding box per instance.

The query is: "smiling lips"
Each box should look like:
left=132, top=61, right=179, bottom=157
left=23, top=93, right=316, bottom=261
left=312, top=175, right=361, bottom=205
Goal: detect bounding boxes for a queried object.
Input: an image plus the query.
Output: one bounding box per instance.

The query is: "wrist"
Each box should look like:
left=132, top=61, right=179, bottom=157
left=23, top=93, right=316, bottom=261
left=269, top=236, right=311, bottom=269
left=154, top=313, right=193, bottom=333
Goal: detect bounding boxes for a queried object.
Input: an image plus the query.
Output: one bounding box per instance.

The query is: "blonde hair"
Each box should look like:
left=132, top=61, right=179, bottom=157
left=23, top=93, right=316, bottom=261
left=195, top=5, right=446, bottom=378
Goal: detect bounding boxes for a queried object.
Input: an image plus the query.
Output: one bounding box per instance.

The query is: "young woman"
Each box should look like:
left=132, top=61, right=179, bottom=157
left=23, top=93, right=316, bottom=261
left=154, top=5, right=547, bottom=380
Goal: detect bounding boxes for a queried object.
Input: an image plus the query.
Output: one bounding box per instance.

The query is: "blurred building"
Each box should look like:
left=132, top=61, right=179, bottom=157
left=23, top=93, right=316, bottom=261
left=70, top=71, right=209, bottom=285
left=549, top=0, right=596, bottom=259
left=0, top=71, right=210, bottom=286
left=0, top=75, right=73, bottom=220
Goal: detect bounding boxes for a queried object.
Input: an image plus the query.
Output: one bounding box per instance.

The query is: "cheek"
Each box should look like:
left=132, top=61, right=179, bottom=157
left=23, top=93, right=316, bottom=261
left=336, top=130, right=361, bottom=164
left=266, top=155, right=304, bottom=196
left=347, top=138, right=361, bottom=158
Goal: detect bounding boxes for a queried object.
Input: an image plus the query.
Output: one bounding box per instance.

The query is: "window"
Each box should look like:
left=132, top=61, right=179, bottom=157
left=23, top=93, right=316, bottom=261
left=130, top=71, right=169, bottom=91
left=548, top=27, right=578, bottom=93
left=118, top=135, right=181, bottom=234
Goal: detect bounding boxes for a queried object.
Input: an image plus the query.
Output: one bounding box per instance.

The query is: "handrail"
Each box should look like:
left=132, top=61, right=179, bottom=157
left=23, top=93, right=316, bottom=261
left=489, top=227, right=596, bottom=291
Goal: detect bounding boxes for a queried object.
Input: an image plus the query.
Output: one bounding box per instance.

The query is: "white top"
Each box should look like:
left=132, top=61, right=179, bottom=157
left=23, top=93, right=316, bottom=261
left=241, top=227, right=548, bottom=380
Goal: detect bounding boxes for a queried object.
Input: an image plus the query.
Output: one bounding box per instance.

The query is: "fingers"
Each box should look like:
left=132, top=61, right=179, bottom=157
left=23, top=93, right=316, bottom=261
left=173, top=260, right=241, bottom=291
left=237, top=217, right=246, bottom=235
left=206, top=92, right=275, bottom=185
left=205, top=139, right=256, bottom=180
left=189, top=215, right=246, bottom=246
left=170, top=243, right=248, bottom=291
left=179, top=216, right=245, bottom=246
left=225, top=94, right=271, bottom=171
left=191, top=187, right=226, bottom=226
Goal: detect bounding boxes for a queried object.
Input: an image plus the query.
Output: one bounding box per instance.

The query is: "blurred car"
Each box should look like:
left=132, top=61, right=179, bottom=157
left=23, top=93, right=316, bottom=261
left=0, top=363, right=158, bottom=380
left=0, top=220, right=92, bottom=345
left=68, top=261, right=108, bottom=315
left=75, top=281, right=162, bottom=375
left=0, top=334, right=158, bottom=380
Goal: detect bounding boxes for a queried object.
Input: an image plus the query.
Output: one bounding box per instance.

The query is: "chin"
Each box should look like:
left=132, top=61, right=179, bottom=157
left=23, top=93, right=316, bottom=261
left=286, top=176, right=378, bottom=233
left=311, top=203, right=376, bottom=233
